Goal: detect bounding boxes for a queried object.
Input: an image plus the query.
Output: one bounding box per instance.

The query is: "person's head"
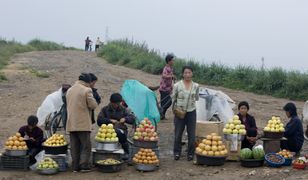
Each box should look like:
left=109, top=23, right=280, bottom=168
left=110, top=93, right=123, bottom=109
left=86, top=36, right=89, bottom=40
left=283, top=102, right=297, bottom=118
left=27, top=115, right=38, bottom=129
left=78, top=73, right=92, bottom=84
left=89, top=73, right=98, bottom=88
left=97, top=37, right=100, bottom=40
left=182, top=65, right=193, bottom=81
left=165, top=54, right=174, bottom=65
left=238, top=101, right=250, bottom=116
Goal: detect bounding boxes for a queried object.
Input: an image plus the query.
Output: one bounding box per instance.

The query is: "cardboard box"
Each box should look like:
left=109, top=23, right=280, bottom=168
left=196, top=121, right=224, bottom=138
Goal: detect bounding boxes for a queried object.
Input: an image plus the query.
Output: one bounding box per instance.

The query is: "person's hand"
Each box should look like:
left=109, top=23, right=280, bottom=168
left=29, top=137, right=35, bottom=141
left=110, top=119, right=119, bottom=124
left=120, top=118, right=126, bottom=124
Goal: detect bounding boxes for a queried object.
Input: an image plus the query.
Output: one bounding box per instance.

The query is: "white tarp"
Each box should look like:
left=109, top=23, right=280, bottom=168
left=303, top=100, right=308, bottom=123
left=196, top=87, right=235, bottom=123
left=36, top=88, right=63, bottom=126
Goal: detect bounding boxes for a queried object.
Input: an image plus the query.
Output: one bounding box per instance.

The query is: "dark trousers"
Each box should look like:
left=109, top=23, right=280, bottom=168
left=160, top=91, right=172, bottom=117
left=85, top=45, right=89, bottom=51
left=115, top=129, right=129, bottom=154
left=241, top=137, right=256, bottom=149
left=28, top=147, right=42, bottom=165
left=174, top=110, right=196, bottom=157
left=95, top=45, right=99, bottom=52
left=70, top=131, right=91, bottom=170
left=280, top=139, right=302, bottom=153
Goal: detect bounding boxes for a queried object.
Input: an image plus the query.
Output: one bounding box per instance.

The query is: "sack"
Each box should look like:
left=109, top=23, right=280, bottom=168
left=173, top=107, right=186, bottom=119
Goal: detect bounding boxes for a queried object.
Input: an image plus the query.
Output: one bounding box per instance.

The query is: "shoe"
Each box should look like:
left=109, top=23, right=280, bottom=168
left=187, top=155, right=193, bottom=161
left=174, top=155, right=180, bottom=161
left=80, top=168, right=92, bottom=173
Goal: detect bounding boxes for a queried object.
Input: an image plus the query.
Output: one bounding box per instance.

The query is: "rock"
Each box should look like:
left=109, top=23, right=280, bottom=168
left=248, top=170, right=256, bottom=176
left=213, top=170, right=219, bottom=174
left=281, top=169, right=290, bottom=174
left=166, top=172, right=170, bottom=176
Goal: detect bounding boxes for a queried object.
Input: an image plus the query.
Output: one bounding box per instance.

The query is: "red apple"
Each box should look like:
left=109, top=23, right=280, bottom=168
left=150, top=137, right=155, bottom=141
left=142, top=132, right=147, bottom=137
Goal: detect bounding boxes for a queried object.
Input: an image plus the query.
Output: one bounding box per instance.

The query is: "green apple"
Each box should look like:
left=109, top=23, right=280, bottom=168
left=225, top=124, right=230, bottom=129
left=232, top=129, right=239, bottom=134
left=233, top=115, right=239, bottom=120
left=279, top=127, right=285, bottom=132
left=229, top=124, right=235, bottom=130
left=264, top=127, right=270, bottom=131
left=235, top=125, right=241, bottom=130
left=223, top=128, right=228, bottom=134
left=112, top=133, right=117, bottom=138
left=107, top=124, right=114, bottom=129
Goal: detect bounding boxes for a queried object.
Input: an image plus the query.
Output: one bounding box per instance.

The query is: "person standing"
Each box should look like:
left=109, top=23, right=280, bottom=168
left=85, top=37, right=92, bottom=51
left=159, top=54, right=175, bottom=120
left=66, top=73, right=98, bottom=172
left=173, top=66, right=199, bottom=161
left=281, top=102, right=304, bottom=154
left=95, top=37, right=103, bottom=52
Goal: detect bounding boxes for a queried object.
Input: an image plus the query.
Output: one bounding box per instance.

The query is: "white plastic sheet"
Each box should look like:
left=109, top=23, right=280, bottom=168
left=36, top=88, right=63, bottom=126
left=303, top=100, right=308, bottom=123
left=196, top=87, right=235, bottom=123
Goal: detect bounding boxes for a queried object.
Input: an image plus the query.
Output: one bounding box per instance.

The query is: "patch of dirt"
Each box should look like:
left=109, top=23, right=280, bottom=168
left=0, top=51, right=307, bottom=179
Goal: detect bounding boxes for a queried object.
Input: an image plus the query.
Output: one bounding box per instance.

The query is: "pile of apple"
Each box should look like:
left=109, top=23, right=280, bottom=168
left=196, top=133, right=228, bottom=156
left=44, top=134, right=67, bottom=147
left=133, top=118, right=158, bottom=142
left=95, top=124, right=119, bottom=142
left=223, top=115, right=246, bottom=135
left=277, top=149, right=293, bottom=159
left=263, top=116, right=285, bottom=132
left=37, top=157, right=59, bottom=170
left=132, top=148, right=159, bottom=165
left=4, top=132, right=28, bottom=151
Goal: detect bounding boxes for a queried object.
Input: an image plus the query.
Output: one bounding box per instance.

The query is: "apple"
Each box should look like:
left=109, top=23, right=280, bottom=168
left=133, top=136, right=139, bottom=140
left=150, top=137, right=155, bottom=141
left=144, top=137, right=150, bottom=141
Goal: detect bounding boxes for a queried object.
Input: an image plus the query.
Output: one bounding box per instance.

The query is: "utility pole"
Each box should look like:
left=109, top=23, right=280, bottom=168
left=261, top=57, right=265, bottom=70
left=105, top=26, right=109, bottom=43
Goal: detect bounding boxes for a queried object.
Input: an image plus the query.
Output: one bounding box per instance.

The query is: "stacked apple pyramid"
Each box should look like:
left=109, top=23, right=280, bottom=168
left=133, top=118, right=158, bottom=141
left=44, top=134, right=67, bottom=146
left=95, top=124, right=119, bottom=142
left=264, top=116, right=285, bottom=132
left=196, top=133, right=228, bottom=157
left=132, top=148, right=159, bottom=165
left=223, top=115, right=246, bottom=135
left=4, top=132, right=28, bottom=150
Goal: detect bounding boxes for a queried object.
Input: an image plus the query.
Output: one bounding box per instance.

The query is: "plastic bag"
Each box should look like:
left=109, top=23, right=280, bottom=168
left=303, top=100, right=308, bottom=123
left=120, top=80, right=160, bottom=125
left=29, top=150, right=45, bottom=170
left=196, top=87, right=235, bottom=123
left=37, top=88, right=63, bottom=126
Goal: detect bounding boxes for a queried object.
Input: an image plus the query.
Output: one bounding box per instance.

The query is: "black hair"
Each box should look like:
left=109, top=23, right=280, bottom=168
left=89, top=73, right=98, bottom=82
left=110, top=93, right=122, bottom=103
left=27, top=115, right=38, bottom=126
left=238, top=101, right=250, bottom=110
left=283, top=102, right=297, bottom=117
left=165, top=54, right=174, bottom=64
left=78, top=73, right=92, bottom=83
left=182, top=65, right=193, bottom=74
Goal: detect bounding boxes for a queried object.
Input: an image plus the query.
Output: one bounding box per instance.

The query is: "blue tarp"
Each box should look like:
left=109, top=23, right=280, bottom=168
left=120, top=80, right=160, bottom=125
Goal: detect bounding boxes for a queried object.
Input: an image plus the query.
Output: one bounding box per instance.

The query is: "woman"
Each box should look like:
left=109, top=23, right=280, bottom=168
left=173, top=66, right=199, bottom=161
left=237, top=101, right=258, bottom=149
left=281, top=102, right=304, bottom=154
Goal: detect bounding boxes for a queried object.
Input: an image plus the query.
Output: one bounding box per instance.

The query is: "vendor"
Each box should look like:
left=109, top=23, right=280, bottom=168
left=281, top=102, right=304, bottom=154
left=97, top=93, right=135, bottom=159
left=237, top=101, right=258, bottom=149
left=18, top=115, right=44, bottom=165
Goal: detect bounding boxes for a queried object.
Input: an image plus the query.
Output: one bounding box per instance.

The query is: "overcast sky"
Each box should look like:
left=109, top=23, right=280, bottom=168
left=1, top=0, right=307, bottom=71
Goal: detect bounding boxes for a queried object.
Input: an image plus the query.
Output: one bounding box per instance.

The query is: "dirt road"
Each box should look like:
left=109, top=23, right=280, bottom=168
left=0, top=51, right=307, bottom=180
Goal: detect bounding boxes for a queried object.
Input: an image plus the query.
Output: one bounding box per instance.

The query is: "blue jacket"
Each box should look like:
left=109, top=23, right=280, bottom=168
left=284, top=116, right=304, bottom=152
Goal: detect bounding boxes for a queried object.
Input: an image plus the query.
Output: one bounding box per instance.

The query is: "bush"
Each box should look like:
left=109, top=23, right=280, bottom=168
left=98, top=39, right=308, bottom=100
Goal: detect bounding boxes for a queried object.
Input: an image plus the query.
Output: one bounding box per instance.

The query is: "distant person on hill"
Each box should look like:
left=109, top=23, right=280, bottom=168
left=18, top=115, right=44, bottom=165
left=159, top=54, right=175, bottom=120
left=281, top=102, right=304, bottom=154
left=89, top=73, right=101, bottom=124
left=95, top=37, right=103, bottom=52
left=237, top=101, right=258, bottom=149
left=85, top=36, right=92, bottom=51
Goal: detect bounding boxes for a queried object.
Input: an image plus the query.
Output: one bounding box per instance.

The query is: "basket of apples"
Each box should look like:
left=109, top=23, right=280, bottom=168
left=223, top=115, right=246, bottom=141
left=133, top=118, right=158, bottom=148
left=95, top=124, right=120, bottom=151
left=263, top=116, right=285, bottom=139
left=292, top=157, right=307, bottom=170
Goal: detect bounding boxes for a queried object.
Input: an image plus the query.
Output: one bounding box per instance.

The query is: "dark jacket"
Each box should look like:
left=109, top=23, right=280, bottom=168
left=238, top=113, right=258, bottom=149
left=91, top=88, right=101, bottom=124
left=283, top=116, right=304, bottom=152
left=97, top=104, right=135, bottom=132
left=18, top=126, right=44, bottom=149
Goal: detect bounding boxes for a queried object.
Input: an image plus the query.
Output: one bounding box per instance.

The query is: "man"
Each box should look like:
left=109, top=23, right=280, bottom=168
left=95, top=37, right=103, bottom=52
left=18, top=115, right=44, bottom=165
left=159, top=54, right=175, bottom=120
left=66, top=73, right=98, bottom=172
left=97, top=93, right=135, bottom=159
left=89, top=73, right=101, bottom=124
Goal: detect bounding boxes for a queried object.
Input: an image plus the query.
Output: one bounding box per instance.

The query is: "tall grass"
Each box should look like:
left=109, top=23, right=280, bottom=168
left=98, top=39, right=308, bottom=100
left=0, top=38, right=76, bottom=81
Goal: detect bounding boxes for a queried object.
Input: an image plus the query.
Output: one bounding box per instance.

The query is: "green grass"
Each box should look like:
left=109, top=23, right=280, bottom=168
left=98, top=39, right=308, bottom=100
left=29, top=68, right=50, bottom=78
left=0, top=38, right=76, bottom=81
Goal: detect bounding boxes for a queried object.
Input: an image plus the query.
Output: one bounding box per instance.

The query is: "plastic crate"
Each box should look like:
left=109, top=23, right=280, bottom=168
left=0, top=155, right=29, bottom=171
left=44, top=154, right=68, bottom=172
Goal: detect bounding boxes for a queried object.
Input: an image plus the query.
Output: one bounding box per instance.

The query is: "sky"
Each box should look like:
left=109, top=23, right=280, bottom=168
left=1, top=0, right=308, bottom=71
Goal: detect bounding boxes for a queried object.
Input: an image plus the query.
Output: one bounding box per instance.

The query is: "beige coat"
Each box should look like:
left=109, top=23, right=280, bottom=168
left=66, top=80, right=98, bottom=132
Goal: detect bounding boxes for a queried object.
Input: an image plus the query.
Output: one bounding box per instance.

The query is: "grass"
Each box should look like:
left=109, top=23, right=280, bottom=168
left=98, top=39, right=308, bottom=100
left=0, top=38, right=75, bottom=81
left=29, top=68, right=50, bottom=78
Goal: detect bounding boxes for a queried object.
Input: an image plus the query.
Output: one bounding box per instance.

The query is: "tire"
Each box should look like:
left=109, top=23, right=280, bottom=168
left=49, top=112, right=64, bottom=136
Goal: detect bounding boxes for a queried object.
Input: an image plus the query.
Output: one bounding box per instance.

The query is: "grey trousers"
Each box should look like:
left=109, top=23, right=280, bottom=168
left=173, top=110, right=196, bottom=157
left=70, top=131, right=91, bottom=170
